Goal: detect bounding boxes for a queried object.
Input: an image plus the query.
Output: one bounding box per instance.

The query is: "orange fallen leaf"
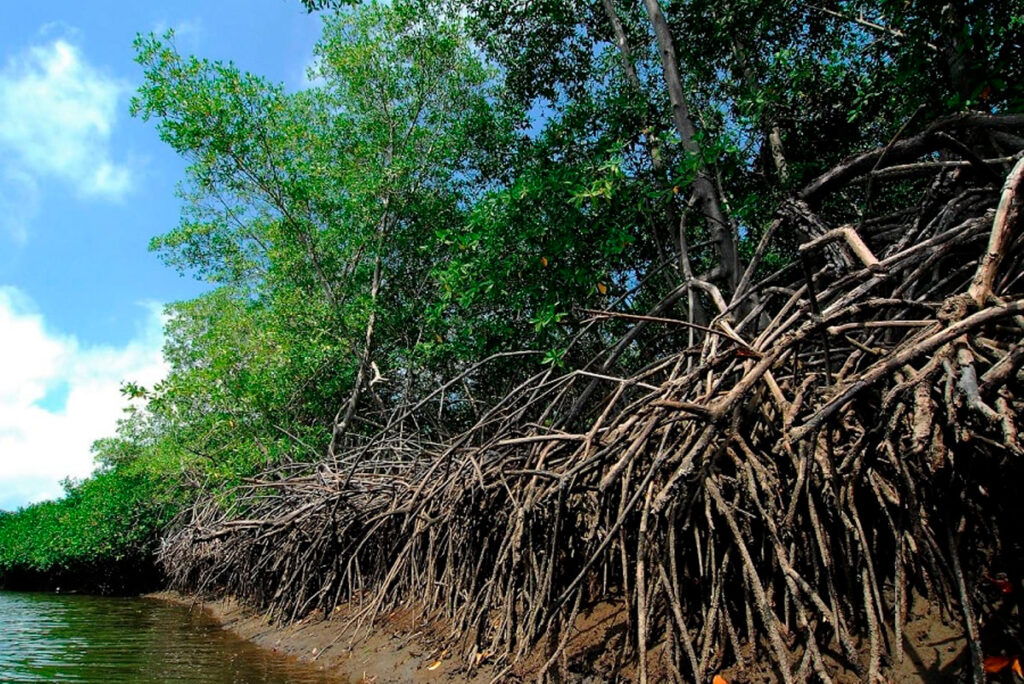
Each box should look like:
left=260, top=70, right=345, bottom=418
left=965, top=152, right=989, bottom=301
left=597, top=282, right=608, bottom=295
left=713, top=675, right=729, bottom=684
left=426, top=660, right=442, bottom=671
left=985, top=655, right=1012, bottom=672
left=540, top=256, right=549, bottom=267
left=1014, top=657, right=1023, bottom=677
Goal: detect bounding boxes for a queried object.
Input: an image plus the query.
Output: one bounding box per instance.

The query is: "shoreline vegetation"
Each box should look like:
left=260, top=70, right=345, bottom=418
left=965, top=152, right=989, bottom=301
left=3, top=0, right=1024, bottom=681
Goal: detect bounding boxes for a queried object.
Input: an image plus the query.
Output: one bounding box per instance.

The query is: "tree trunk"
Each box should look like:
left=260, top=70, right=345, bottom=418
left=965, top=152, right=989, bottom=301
left=600, top=0, right=696, bottom=284
left=641, top=0, right=738, bottom=290
left=328, top=252, right=382, bottom=459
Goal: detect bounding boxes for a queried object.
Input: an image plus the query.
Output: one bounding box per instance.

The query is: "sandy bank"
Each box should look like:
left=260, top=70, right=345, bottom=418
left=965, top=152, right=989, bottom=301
left=146, top=591, right=500, bottom=682
left=146, top=589, right=973, bottom=682
left=144, top=592, right=636, bottom=681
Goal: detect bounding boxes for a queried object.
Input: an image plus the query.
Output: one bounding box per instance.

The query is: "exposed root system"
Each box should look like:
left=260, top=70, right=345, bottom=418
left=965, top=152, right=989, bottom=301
left=162, top=114, right=1024, bottom=682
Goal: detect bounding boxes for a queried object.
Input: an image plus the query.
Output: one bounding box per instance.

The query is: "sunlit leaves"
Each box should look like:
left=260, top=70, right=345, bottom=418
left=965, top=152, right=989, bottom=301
left=0, top=467, right=180, bottom=580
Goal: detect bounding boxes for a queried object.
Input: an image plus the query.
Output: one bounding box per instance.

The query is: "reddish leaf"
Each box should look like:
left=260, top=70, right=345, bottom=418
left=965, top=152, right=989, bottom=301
left=985, top=573, right=1014, bottom=594
left=985, top=655, right=1012, bottom=673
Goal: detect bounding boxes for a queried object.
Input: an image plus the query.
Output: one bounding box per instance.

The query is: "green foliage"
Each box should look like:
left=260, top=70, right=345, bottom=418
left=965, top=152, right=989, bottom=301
left=0, top=465, right=180, bottom=583
left=301, top=0, right=358, bottom=11
left=128, top=3, right=512, bottom=443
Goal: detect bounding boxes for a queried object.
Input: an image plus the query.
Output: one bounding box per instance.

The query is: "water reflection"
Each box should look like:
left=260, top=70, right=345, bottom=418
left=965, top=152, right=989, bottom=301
left=0, top=591, right=340, bottom=682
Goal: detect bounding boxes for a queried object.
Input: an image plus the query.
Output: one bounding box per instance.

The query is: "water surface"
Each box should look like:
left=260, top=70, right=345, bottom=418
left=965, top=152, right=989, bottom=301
left=0, top=591, right=340, bottom=682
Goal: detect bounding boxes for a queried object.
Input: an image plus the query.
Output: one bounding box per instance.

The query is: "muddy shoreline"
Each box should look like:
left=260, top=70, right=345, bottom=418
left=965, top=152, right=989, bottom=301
left=146, top=591, right=496, bottom=683
left=146, top=589, right=970, bottom=682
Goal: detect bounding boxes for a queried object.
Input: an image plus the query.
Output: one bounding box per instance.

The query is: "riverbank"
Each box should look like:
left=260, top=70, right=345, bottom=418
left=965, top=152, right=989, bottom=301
left=148, top=589, right=974, bottom=682
left=148, top=591, right=501, bottom=682
left=148, top=591, right=667, bottom=682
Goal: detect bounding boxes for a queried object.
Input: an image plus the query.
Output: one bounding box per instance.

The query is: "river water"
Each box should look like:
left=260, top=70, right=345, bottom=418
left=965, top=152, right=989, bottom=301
left=0, top=591, right=340, bottom=682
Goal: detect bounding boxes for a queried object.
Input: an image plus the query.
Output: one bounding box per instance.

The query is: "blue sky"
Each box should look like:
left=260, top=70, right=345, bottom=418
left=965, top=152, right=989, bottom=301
left=0, top=1, right=323, bottom=510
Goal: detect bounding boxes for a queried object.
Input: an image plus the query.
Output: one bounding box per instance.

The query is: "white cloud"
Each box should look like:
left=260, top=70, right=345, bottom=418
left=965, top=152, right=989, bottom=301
left=0, top=287, right=167, bottom=510
left=0, top=168, right=39, bottom=245
left=151, top=19, right=204, bottom=52
left=0, top=35, right=134, bottom=237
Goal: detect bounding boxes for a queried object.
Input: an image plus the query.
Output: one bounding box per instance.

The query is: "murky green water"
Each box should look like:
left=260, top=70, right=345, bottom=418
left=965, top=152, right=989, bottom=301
left=0, top=592, right=340, bottom=682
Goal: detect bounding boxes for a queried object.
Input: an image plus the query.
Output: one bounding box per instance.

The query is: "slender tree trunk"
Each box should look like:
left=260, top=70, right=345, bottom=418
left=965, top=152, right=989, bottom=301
left=328, top=200, right=393, bottom=459
left=767, top=126, right=789, bottom=183
left=602, top=0, right=712, bottom=360
left=601, top=0, right=640, bottom=85
left=598, top=1, right=696, bottom=280
left=329, top=253, right=382, bottom=459
left=601, top=0, right=696, bottom=284
left=641, top=0, right=738, bottom=290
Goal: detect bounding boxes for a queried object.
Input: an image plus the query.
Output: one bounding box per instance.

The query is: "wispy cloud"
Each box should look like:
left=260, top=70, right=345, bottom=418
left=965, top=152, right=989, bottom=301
left=0, top=35, right=134, bottom=241
left=0, top=168, right=39, bottom=245
left=151, top=18, right=204, bottom=52
left=0, top=287, right=167, bottom=509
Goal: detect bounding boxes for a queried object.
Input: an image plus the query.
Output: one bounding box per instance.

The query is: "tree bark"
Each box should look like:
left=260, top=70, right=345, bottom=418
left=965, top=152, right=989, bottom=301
left=600, top=0, right=696, bottom=285
left=968, top=154, right=1024, bottom=305
left=328, top=252, right=382, bottom=459
left=601, top=0, right=640, bottom=86
left=641, top=0, right=738, bottom=289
